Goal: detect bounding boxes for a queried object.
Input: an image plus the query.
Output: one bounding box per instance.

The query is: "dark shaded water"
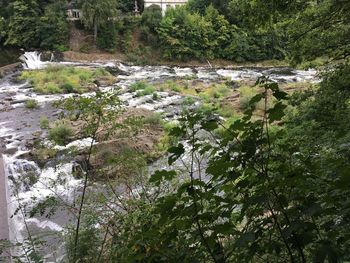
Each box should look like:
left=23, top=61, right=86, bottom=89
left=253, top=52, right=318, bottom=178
left=0, top=48, right=20, bottom=67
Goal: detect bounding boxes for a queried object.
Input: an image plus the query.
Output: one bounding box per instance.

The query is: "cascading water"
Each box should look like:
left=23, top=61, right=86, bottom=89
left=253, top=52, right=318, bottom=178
left=20, top=51, right=46, bottom=70
left=0, top=51, right=322, bottom=262
left=0, top=120, right=81, bottom=261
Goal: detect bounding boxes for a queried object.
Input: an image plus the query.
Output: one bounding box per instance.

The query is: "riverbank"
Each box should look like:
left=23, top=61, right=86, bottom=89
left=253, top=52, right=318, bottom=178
left=63, top=51, right=289, bottom=68
left=0, top=49, right=289, bottom=69
left=0, top=49, right=21, bottom=68
left=0, top=63, right=21, bottom=78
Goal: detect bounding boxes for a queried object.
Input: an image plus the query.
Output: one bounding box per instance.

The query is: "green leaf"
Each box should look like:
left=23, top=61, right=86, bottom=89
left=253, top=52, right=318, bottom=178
left=313, top=244, right=339, bottom=263
left=229, top=119, right=245, bottom=131
left=249, top=93, right=263, bottom=105
left=168, top=143, right=185, bottom=165
left=267, top=102, right=287, bottom=123
left=201, top=119, right=218, bottom=131
left=273, top=89, right=288, bottom=100
left=169, top=126, right=185, bottom=137
left=150, top=170, right=177, bottom=186
left=235, top=232, right=255, bottom=247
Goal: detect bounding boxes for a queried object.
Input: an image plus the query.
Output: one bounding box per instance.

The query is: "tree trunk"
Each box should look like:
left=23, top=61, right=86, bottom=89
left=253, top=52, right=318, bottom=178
left=94, top=22, right=98, bottom=44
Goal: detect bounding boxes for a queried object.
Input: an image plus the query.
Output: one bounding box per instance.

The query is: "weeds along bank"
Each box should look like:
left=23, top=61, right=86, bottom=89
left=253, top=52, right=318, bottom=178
left=0, top=53, right=323, bottom=261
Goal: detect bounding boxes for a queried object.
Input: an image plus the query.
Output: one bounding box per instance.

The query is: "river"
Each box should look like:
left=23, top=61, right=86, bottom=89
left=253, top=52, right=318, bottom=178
left=0, top=52, right=319, bottom=262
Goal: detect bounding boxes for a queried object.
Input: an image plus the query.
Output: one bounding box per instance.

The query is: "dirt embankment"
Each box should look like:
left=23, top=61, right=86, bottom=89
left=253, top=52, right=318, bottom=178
left=0, top=63, right=21, bottom=77
left=62, top=50, right=288, bottom=68
left=63, top=51, right=126, bottom=63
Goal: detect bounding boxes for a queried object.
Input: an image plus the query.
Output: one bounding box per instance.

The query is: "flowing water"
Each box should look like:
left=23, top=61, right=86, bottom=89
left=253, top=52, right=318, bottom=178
left=0, top=52, right=319, bottom=262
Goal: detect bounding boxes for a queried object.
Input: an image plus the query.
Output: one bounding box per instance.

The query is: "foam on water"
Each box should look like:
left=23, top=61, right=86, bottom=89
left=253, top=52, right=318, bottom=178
left=20, top=51, right=47, bottom=70
left=0, top=54, right=321, bottom=261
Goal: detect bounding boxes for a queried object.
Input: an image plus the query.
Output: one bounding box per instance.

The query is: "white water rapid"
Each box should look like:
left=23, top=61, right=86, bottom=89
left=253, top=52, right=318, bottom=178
left=0, top=51, right=320, bottom=262
left=20, top=51, right=47, bottom=70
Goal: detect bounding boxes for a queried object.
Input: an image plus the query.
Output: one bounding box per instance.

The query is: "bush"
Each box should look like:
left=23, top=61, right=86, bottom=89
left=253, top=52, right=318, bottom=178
left=136, top=86, right=155, bottom=97
left=39, top=117, right=49, bottom=129
left=25, top=99, right=39, bottom=109
left=80, top=44, right=92, bottom=53
left=19, top=66, right=113, bottom=94
left=48, top=121, right=74, bottom=146
left=142, top=5, right=162, bottom=32
left=97, top=21, right=117, bottom=51
left=53, top=44, right=69, bottom=52
left=130, top=81, right=149, bottom=92
left=152, top=92, right=159, bottom=100
left=239, top=86, right=258, bottom=110
left=143, top=113, right=162, bottom=125
left=61, top=83, right=74, bottom=93
left=217, top=103, right=236, bottom=118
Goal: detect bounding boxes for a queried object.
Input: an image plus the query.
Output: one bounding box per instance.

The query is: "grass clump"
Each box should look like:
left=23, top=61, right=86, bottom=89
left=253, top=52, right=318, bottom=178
left=136, top=86, right=156, bottom=97
left=152, top=93, right=160, bottom=100
left=25, top=99, right=39, bottom=109
left=48, top=121, right=74, bottom=146
left=143, top=113, right=162, bottom=126
left=39, top=116, right=49, bottom=129
left=19, top=66, right=114, bottom=94
left=130, top=81, right=149, bottom=92
left=217, top=104, right=236, bottom=118
left=239, top=86, right=259, bottom=110
left=130, top=81, right=157, bottom=97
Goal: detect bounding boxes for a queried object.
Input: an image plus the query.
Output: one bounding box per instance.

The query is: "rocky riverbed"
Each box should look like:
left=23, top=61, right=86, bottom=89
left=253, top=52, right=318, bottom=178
left=0, top=52, right=319, bottom=262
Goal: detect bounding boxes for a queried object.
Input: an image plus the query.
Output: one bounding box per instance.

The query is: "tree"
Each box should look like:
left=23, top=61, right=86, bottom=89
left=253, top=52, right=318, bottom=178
left=141, top=4, right=162, bottom=33
left=287, top=0, right=350, bottom=62
left=79, top=0, right=118, bottom=43
left=37, top=2, right=68, bottom=50
left=5, top=0, right=41, bottom=48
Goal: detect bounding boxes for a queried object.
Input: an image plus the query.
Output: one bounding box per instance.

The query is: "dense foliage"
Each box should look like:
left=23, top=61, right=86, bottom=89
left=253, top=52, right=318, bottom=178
left=1, top=0, right=350, bottom=262
left=157, top=5, right=284, bottom=62
left=53, top=66, right=350, bottom=262
left=1, top=0, right=68, bottom=50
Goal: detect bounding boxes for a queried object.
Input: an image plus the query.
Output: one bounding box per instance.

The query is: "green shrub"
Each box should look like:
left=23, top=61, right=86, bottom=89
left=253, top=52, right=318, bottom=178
left=53, top=44, right=69, bottom=52
left=80, top=44, right=92, bottom=53
left=25, top=99, right=39, bottom=109
left=152, top=92, right=160, bottom=100
left=143, top=113, right=162, bottom=125
left=239, top=86, right=258, bottom=110
left=93, top=67, right=109, bottom=77
left=19, top=66, right=110, bottom=94
left=46, top=83, right=62, bottom=94
left=182, top=96, right=196, bottom=106
left=218, top=104, right=236, bottom=118
left=130, top=81, right=148, bottom=92
left=39, top=117, right=49, bottom=129
left=97, top=21, right=117, bottom=51
left=136, top=86, right=155, bottom=97
left=162, top=81, right=181, bottom=92
left=61, top=83, right=74, bottom=93
left=48, top=121, right=74, bottom=146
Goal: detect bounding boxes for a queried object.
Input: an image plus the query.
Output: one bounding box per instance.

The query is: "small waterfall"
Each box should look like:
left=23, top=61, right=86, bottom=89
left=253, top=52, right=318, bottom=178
left=20, top=51, right=46, bottom=70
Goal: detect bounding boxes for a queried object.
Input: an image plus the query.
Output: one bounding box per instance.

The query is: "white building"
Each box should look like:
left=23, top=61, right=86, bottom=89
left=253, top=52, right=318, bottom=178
left=65, top=1, right=82, bottom=21
left=144, top=0, right=188, bottom=15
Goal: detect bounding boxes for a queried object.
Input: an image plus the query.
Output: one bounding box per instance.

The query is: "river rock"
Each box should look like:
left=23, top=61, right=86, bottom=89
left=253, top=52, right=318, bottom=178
left=0, top=102, right=14, bottom=112
left=107, top=66, right=129, bottom=76
left=4, top=147, right=17, bottom=155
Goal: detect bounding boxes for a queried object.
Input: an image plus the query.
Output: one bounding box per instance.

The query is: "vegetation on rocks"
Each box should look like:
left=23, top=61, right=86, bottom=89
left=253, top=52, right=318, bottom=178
left=1, top=0, right=350, bottom=262
left=19, top=66, right=115, bottom=94
left=48, top=121, right=74, bottom=146
left=25, top=99, right=39, bottom=109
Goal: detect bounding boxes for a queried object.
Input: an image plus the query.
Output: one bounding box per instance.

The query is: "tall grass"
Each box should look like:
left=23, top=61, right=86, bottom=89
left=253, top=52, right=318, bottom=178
left=19, top=66, right=114, bottom=94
